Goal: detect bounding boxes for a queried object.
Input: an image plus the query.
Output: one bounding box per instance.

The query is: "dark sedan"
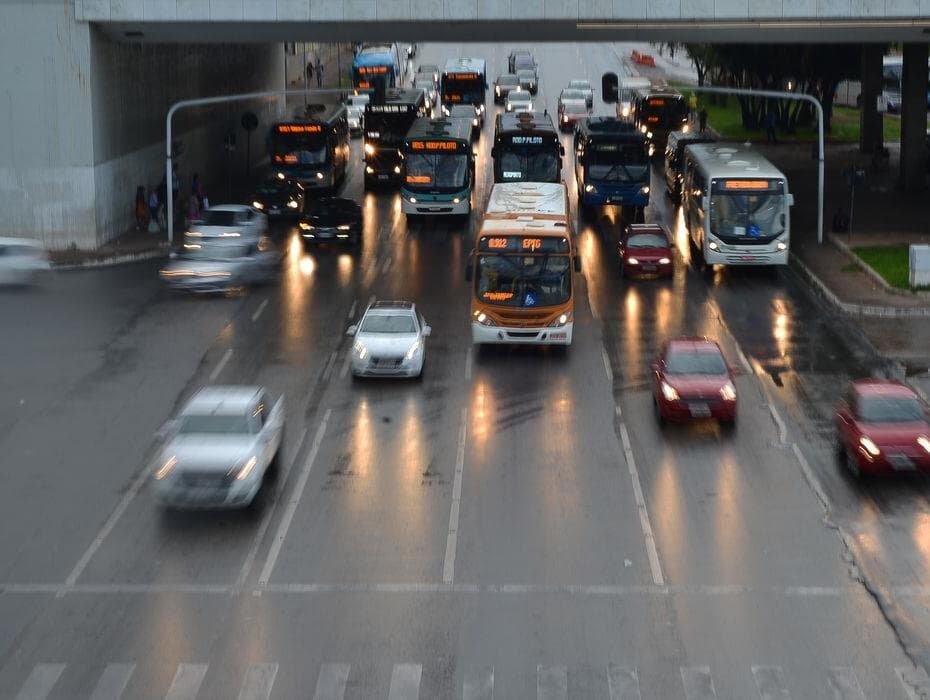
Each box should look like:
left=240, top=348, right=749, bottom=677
left=251, top=175, right=305, bottom=219
left=299, top=197, right=362, bottom=246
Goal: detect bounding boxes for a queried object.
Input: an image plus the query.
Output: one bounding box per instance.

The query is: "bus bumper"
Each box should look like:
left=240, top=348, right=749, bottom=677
left=401, top=194, right=471, bottom=216
left=581, top=187, right=649, bottom=208
left=703, top=237, right=789, bottom=266
left=472, top=322, right=573, bottom=345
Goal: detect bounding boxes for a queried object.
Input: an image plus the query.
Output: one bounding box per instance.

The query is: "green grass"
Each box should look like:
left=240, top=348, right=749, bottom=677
left=679, top=90, right=904, bottom=143
left=852, top=244, right=911, bottom=289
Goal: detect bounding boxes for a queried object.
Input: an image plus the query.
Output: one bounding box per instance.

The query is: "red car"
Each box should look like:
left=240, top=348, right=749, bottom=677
left=652, top=338, right=737, bottom=427
left=835, top=379, right=930, bottom=477
left=618, top=224, right=674, bottom=278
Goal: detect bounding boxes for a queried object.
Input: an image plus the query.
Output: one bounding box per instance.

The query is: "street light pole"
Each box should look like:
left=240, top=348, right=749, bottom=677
left=684, top=86, right=825, bottom=245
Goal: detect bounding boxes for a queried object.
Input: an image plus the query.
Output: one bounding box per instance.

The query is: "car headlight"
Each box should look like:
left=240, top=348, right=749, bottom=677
left=640, top=185, right=650, bottom=195
left=661, top=381, right=679, bottom=401
left=584, top=184, right=595, bottom=193
left=720, top=382, right=737, bottom=401
left=777, top=241, right=788, bottom=251
left=405, top=339, right=422, bottom=361
left=257, top=236, right=272, bottom=252
left=477, top=104, right=484, bottom=113
left=394, top=166, right=401, bottom=174
left=646, top=131, right=653, bottom=139
left=316, top=172, right=324, bottom=180
left=621, top=107, right=630, bottom=117
left=548, top=312, right=572, bottom=327
left=682, top=124, right=690, bottom=133
left=627, top=257, right=639, bottom=265
left=299, top=222, right=313, bottom=230
left=640, top=125, right=647, bottom=133
left=337, top=224, right=351, bottom=231
left=235, top=456, right=258, bottom=481
left=154, top=455, right=177, bottom=480
left=353, top=341, right=369, bottom=360
left=473, top=118, right=478, bottom=126
left=918, top=435, right=930, bottom=453
left=287, top=200, right=298, bottom=209
left=859, top=436, right=881, bottom=457
left=708, top=241, right=719, bottom=250
left=496, top=86, right=501, bottom=95
left=475, top=311, right=496, bottom=326
left=366, top=166, right=374, bottom=174
left=253, top=201, right=264, bottom=209
left=659, top=257, right=671, bottom=265
left=364, top=143, right=375, bottom=155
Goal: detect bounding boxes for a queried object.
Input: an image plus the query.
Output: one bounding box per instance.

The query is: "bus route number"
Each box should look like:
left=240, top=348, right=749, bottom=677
left=510, top=136, right=543, bottom=145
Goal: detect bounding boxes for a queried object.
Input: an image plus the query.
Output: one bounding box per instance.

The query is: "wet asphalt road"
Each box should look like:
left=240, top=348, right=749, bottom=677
left=1, top=43, right=930, bottom=699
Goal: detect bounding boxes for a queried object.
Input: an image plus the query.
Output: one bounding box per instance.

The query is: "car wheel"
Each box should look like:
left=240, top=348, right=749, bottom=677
left=267, top=449, right=280, bottom=481
left=844, top=448, right=862, bottom=479
left=654, top=398, right=666, bottom=426
left=720, top=417, right=736, bottom=433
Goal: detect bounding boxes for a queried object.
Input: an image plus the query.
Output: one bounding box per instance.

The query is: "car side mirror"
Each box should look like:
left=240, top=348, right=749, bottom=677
left=346, top=325, right=357, bottom=336
left=423, top=325, right=432, bottom=337
left=786, top=193, right=795, bottom=207
left=573, top=255, right=581, bottom=273
left=650, top=361, right=660, bottom=373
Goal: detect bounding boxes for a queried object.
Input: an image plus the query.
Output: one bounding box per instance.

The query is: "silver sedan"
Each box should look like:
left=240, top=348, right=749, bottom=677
left=347, top=301, right=431, bottom=379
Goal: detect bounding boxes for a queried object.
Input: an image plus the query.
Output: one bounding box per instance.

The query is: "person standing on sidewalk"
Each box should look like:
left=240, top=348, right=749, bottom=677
left=135, top=186, right=147, bottom=231
left=688, top=92, right=698, bottom=123
left=699, top=107, right=707, bottom=134
left=148, top=188, right=159, bottom=232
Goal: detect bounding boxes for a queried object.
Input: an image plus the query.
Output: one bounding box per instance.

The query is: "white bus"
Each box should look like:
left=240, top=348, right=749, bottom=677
left=681, top=144, right=794, bottom=267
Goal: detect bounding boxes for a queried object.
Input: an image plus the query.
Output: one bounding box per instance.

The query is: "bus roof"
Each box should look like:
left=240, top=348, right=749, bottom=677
left=483, top=182, right=569, bottom=227
left=636, top=87, right=684, bottom=99
left=354, top=44, right=397, bottom=66
left=404, top=116, right=473, bottom=144
left=442, top=57, right=487, bottom=75
left=619, top=76, right=652, bottom=89
left=576, top=117, right=644, bottom=141
left=494, top=111, right=558, bottom=137
left=683, top=143, right=787, bottom=181
left=277, top=102, right=346, bottom=127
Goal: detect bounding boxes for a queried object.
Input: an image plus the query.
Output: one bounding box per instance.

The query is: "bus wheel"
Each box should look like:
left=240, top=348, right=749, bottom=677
left=635, top=207, right=645, bottom=224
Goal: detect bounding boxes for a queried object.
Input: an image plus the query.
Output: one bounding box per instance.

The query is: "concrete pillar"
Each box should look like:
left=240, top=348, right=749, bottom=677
left=899, top=43, right=928, bottom=193
left=859, top=45, right=883, bottom=154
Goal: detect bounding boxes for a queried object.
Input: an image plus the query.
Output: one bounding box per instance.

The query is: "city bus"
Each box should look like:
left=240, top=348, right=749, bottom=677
left=353, top=43, right=402, bottom=93
left=631, top=88, right=689, bottom=150
left=269, top=103, right=349, bottom=191
left=574, top=117, right=650, bottom=222
left=466, top=182, right=580, bottom=346
left=681, top=143, right=794, bottom=268
left=491, top=111, right=563, bottom=184
left=363, top=88, right=427, bottom=188
left=440, top=58, right=488, bottom=129
left=616, top=76, right=651, bottom=120
left=401, top=117, right=475, bottom=218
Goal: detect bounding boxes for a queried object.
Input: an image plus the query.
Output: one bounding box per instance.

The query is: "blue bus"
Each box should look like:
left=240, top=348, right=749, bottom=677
left=574, top=117, right=650, bottom=221
left=269, top=103, right=350, bottom=191
left=353, top=44, right=402, bottom=93
left=401, top=117, right=475, bottom=219
left=440, top=58, right=487, bottom=128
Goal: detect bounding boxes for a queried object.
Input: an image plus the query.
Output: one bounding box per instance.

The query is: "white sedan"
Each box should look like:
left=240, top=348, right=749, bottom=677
left=187, top=205, right=268, bottom=241
left=506, top=90, right=534, bottom=113
left=567, top=79, right=594, bottom=108
left=152, top=386, right=284, bottom=509
left=0, top=238, right=49, bottom=286
left=347, top=301, right=431, bottom=379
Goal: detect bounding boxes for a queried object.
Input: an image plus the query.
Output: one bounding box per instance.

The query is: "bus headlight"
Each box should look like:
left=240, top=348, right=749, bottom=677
left=777, top=241, right=788, bottom=251
left=365, top=166, right=374, bottom=174
left=252, top=201, right=264, bottom=209
left=453, top=197, right=461, bottom=204
left=364, top=143, right=375, bottom=155
left=394, top=166, right=401, bottom=174
left=549, top=312, right=572, bottom=327
left=337, top=225, right=351, bottom=231
left=408, top=197, right=417, bottom=204
left=316, top=172, right=324, bottom=180
left=475, top=311, right=496, bottom=326
left=287, top=200, right=298, bottom=209
left=708, top=241, right=719, bottom=250
left=640, top=185, right=650, bottom=195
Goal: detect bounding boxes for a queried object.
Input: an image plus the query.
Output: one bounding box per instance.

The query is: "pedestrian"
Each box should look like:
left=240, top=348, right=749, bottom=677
left=698, top=107, right=707, bottom=134
left=192, top=172, right=203, bottom=208
left=688, top=92, right=698, bottom=122
left=766, top=108, right=778, bottom=143
left=134, top=186, right=147, bottom=231
left=188, top=194, right=200, bottom=225
left=148, top=188, right=159, bottom=232
left=306, top=60, right=314, bottom=83
left=171, top=169, right=180, bottom=213
left=316, top=60, right=323, bottom=88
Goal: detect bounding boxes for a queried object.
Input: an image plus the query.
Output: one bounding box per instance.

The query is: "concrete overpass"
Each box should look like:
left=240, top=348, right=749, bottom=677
left=2, top=0, right=929, bottom=249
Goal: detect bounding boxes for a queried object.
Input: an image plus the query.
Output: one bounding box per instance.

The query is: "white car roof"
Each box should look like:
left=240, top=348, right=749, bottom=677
left=569, top=79, right=591, bottom=87
left=365, top=301, right=416, bottom=316
left=182, top=386, right=262, bottom=416
left=203, top=204, right=252, bottom=213
left=0, top=237, right=45, bottom=249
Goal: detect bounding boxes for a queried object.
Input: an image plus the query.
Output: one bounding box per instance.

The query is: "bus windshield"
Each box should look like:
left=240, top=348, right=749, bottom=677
left=476, top=254, right=571, bottom=308
left=405, top=153, right=469, bottom=191
left=366, top=113, right=414, bottom=146
left=272, top=134, right=329, bottom=165
left=709, top=192, right=785, bottom=240
left=587, top=144, right=648, bottom=183
left=496, top=146, right=560, bottom=182
left=640, top=97, right=688, bottom=129
left=442, top=78, right=484, bottom=104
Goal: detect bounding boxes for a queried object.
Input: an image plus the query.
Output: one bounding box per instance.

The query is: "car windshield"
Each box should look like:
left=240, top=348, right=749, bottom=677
left=498, top=75, right=519, bottom=86
left=587, top=144, right=649, bottom=182
left=181, top=243, right=251, bottom=260
left=562, top=90, right=585, bottom=100
left=518, top=70, right=535, bottom=79
left=858, top=396, right=926, bottom=423
left=497, top=147, right=560, bottom=182
left=570, top=81, right=590, bottom=89
left=256, top=181, right=285, bottom=194
left=710, top=192, right=785, bottom=240
left=666, top=351, right=727, bottom=375
left=178, top=413, right=251, bottom=435
left=476, top=254, right=571, bottom=308
left=307, top=201, right=354, bottom=219
left=627, top=233, right=668, bottom=248
left=199, top=210, right=241, bottom=227
left=360, top=314, right=417, bottom=333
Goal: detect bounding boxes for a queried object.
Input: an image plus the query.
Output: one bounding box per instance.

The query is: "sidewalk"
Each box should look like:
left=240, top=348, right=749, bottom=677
left=50, top=228, right=172, bottom=269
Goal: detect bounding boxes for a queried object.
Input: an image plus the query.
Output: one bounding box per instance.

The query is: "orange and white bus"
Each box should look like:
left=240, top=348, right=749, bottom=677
left=467, top=182, right=580, bottom=346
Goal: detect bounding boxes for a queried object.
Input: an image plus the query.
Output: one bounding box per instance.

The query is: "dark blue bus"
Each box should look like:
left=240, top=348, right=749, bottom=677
left=574, top=117, right=650, bottom=221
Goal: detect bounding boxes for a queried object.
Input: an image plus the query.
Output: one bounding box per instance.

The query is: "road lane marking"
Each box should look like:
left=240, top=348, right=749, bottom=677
left=442, top=408, right=469, bottom=584
left=164, top=663, right=208, bottom=700
left=238, top=663, right=278, bottom=700
left=381, top=256, right=392, bottom=274
left=258, top=409, right=331, bottom=587
left=680, top=666, right=717, bottom=700
left=61, top=466, right=152, bottom=595
left=14, top=664, right=65, bottom=700
left=89, top=663, right=135, bottom=700
left=751, top=665, right=791, bottom=699
left=312, top=663, right=350, bottom=700
left=209, top=348, right=233, bottom=381
left=768, top=404, right=787, bottom=445
left=464, top=349, right=473, bottom=381
left=251, top=299, right=269, bottom=323
left=607, top=665, right=641, bottom=700
left=462, top=666, right=493, bottom=700
left=790, top=443, right=832, bottom=512
left=339, top=349, right=353, bottom=379
left=827, top=667, right=866, bottom=700
left=321, top=350, right=338, bottom=382
left=602, top=347, right=613, bottom=385
left=537, top=665, right=567, bottom=700
left=387, top=664, right=422, bottom=700
left=617, top=407, right=665, bottom=586
left=347, top=300, right=357, bottom=320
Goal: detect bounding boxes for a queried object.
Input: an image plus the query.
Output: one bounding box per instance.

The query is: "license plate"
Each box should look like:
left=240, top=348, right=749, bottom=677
left=889, top=454, right=915, bottom=470
left=378, top=174, right=389, bottom=180
left=689, top=403, right=711, bottom=417
left=269, top=208, right=280, bottom=215
left=429, top=207, right=443, bottom=212
left=550, top=332, right=567, bottom=340
left=642, top=264, right=657, bottom=271
left=318, top=231, right=333, bottom=238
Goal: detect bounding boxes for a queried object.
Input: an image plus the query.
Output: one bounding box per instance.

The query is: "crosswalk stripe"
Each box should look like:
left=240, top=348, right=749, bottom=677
left=607, top=665, right=641, bottom=700
left=312, top=663, right=350, bottom=700
left=537, top=665, right=567, bottom=700
left=387, top=663, right=422, bottom=700
left=827, top=667, right=866, bottom=700
left=237, top=663, right=278, bottom=700
left=164, top=663, right=208, bottom=700
left=897, top=666, right=930, bottom=700
left=751, top=665, right=791, bottom=699
left=89, top=663, right=136, bottom=700
left=462, top=665, right=494, bottom=700
left=14, top=664, right=65, bottom=700
left=680, top=666, right=718, bottom=700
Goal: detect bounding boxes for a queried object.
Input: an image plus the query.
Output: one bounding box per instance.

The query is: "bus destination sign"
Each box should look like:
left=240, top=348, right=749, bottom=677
left=357, top=65, right=389, bottom=75
left=408, top=140, right=464, bottom=152
left=447, top=72, right=480, bottom=81
left=276, top=124, right=322, bottom=133
left=713, top=178, right=782, bottom=193
left=479, top=236, right=569, bottom=254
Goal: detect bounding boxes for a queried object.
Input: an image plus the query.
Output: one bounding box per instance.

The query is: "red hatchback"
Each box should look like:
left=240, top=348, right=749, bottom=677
left=618, top=224, right=674, bottom=278
left=652, top=338, right=737, bottom=427
left=835, top=379, right=930, bottom=477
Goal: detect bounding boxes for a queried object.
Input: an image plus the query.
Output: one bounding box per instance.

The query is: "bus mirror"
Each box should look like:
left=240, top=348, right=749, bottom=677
left=346, top=325, right=357, bottom=337
left=786, top=193, right=795, bottom=207
left=573, top=255, right=582, bottom=273
left=601, top=72, right=619, bottom=104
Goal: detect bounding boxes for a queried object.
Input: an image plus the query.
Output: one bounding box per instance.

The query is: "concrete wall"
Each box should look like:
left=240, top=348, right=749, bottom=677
left=0, top=1, right=284, bottom=249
